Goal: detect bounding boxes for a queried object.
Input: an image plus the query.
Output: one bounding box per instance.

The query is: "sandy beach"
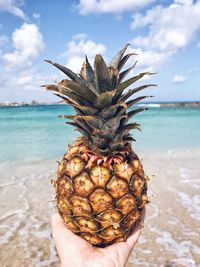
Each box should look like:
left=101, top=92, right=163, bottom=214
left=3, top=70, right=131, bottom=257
left=0, top=148, right=199, bottom=267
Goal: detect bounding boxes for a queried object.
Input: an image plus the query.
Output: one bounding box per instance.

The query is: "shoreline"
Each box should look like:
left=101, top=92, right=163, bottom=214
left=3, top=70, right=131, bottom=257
left=0, top=101, right=200, bottom=107
left=1, top=146, right=200, bottom=163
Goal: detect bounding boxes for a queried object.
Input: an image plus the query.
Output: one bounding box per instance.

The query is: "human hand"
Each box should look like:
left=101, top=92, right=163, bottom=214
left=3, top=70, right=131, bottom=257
left=52, top=209, right=145, bottom=267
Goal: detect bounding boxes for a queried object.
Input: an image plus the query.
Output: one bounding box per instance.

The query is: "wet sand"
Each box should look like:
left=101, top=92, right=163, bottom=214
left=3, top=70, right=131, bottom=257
left=0, top=149, right=200, bottom=267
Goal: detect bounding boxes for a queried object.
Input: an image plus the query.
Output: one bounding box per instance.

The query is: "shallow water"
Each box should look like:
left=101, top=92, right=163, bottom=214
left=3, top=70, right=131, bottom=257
left=0, top=105, right=200, bottom=266
left=0, top=105, right=200, bottom=161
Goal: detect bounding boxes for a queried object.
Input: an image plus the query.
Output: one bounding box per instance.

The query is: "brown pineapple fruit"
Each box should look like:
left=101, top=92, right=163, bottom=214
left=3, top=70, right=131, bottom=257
left=44, top=44, right=156, bottom=247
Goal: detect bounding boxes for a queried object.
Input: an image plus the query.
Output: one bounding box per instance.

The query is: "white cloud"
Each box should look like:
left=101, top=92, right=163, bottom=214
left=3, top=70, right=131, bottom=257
left=130, top=0, right=200, bottom=68
left=7, top=69, right=58, bottom=90
left=130, top=47, right=171, bottom=69
left=0, top=0, right=27, bottom=20
left=61, top=33, right=106, bottom=72
left=0, top=32, right=106, bottom=101
left=2, top=23, right=45, bottom=70
left=1, top=69, right=40, bottom=90
left=0, top=67, right=59, bottom=103
left=76, top=0, right=155, bottom=15
left=173, top=75, right=187, bottom=83
left=0, top=23, right=46, bottom=100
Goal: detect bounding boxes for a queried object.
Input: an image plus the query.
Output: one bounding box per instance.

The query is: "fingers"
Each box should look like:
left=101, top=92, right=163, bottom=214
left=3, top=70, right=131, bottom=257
left=51, top=213, right=65, bottom=231
left=51, top=213, right=85, bottom=260
left=51, top=213, right=79, bottom=242
left=126, top=226, right=141, bottom=247
left=51, top=213, right=74, bottom=260
left=51, top=213, right=71, bottom=242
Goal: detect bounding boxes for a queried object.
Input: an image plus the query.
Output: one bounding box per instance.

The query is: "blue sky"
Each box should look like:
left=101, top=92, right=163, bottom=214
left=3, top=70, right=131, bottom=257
left=0, top=0, right=200, bottom=103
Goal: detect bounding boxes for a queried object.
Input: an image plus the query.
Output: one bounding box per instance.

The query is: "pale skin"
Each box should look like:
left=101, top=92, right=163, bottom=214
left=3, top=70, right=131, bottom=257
left=51, top=209, right=145, bottom=267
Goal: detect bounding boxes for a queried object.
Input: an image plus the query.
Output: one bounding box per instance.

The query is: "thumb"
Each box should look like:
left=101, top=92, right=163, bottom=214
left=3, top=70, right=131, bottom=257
left=51, top=213, right=87, bottom=259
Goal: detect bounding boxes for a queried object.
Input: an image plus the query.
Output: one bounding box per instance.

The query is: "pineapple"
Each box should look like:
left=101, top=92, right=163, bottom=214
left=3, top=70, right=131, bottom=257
left=44, top=44, right=156, bottom=247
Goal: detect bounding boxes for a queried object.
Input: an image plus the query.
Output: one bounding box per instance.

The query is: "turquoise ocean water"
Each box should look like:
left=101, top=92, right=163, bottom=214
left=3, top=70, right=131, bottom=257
left=0, top=104, right=200, bottom=161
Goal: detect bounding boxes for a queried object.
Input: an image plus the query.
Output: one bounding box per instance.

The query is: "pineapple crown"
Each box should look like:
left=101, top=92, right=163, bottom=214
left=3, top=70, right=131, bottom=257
left=43, top=44, right=156, bottom=156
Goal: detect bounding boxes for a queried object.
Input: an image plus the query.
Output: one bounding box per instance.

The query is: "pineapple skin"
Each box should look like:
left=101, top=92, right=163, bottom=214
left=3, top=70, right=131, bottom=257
left=53, top=139, right=148, bottom=247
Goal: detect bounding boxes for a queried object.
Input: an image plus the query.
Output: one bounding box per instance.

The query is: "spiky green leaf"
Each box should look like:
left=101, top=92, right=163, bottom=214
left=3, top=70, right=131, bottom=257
left=58, top=87, right=92, bottom=106
left=124, top=136, right=136, bottom=142
left=99, top=115, right=127, bottom=136
left=113, top=72, right=155, bottom=102
left=118, top=53, right=137, bottom=71
left=110, top=44, right=129, bottom=69
left=81, top=56, right=97, bottom=93
left=62, top=114, right=104, bottom=129
left=126, top=96, right=153, bottom=108
left=65, top=122, right=92, bottom=140
left=94, top=55, right=111, bottom=92
left=127, top=108, right=148, bottom=120
left=115, top=123, right=141, bottom=142
left=44, top=60, right=87, bottom=85
left=120, top=84, right=157, bottom=102
left=43, top=84, right=89, bottom=106
left=60, top=79, right=97, bottom=102
left=70, top=104, right=98, bottom=115
left=95, top=90, right=116, bottom=109
left=118, top=61, right=138, bottom=83
left=54, top=93, right=78, bottom=105
left=100, top=102, right=127, bottom=119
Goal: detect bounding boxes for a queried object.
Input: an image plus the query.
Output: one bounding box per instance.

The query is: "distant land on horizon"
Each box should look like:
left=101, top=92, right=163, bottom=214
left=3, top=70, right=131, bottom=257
left=0, top=100, right=200, bottom=107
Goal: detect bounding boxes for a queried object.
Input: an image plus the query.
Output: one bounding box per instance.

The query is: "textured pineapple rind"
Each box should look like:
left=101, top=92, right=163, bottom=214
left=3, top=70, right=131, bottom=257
left=53, top=140, right=148, bottom=247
